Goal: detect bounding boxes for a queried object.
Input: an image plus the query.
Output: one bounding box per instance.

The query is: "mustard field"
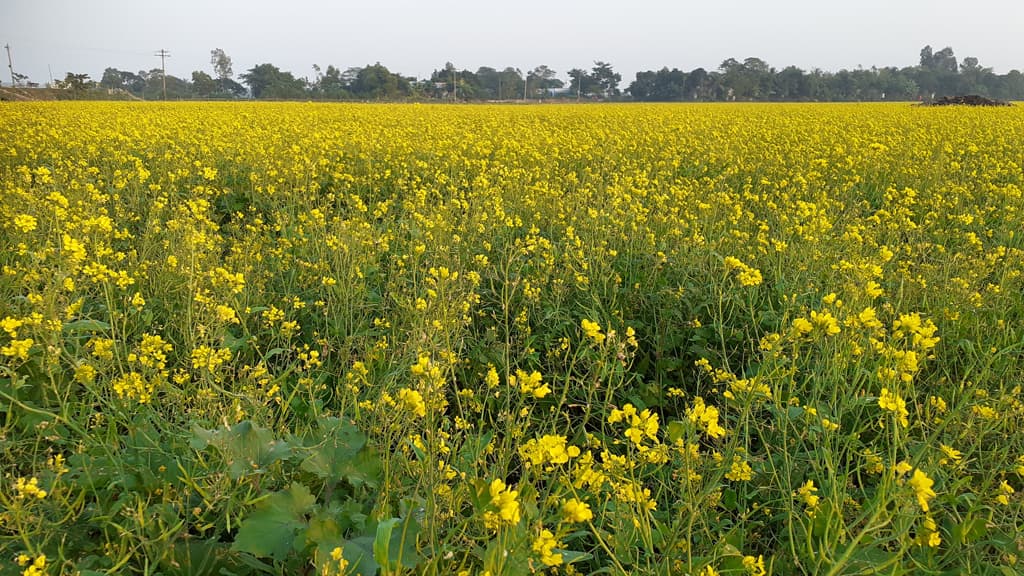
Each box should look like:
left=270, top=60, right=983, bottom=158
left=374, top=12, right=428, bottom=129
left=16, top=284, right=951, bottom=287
left=2, top=102, right=1023, bottom=575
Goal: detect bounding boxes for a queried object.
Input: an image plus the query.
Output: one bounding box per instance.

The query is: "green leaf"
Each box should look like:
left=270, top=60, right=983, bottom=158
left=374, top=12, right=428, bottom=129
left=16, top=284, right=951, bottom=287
left=222, top=330, right=249, bottom=352
left=231, top=482, right=316, bottom=561
left=234, top=553, right=276, bottom=574
left=373, top=517, right=399, bottom=569
left=952, top=516, right=987, bottom=544
left=720, top=488, right=738, bottom=511
left=265, top=347, right=288, bottom=360
left=456, top=431, right=493, bottom=471
left=62, top=319, right=111, bottom=333
left=191, top=420, right=293, bottom=479
left=306, top=510, right=343, bottom=548
left=301, top=417, right=379, bottom=488
left=341, top=446, right=382, bottom=489
left=666, top=420, right=686, bottom=444
left=484, top=527, right=532, bottom=576
left=559, top=549, right=593, bottom=565
left=373, top=516, right=421, bottom=571
left=342, top=536, right=380, bottom=576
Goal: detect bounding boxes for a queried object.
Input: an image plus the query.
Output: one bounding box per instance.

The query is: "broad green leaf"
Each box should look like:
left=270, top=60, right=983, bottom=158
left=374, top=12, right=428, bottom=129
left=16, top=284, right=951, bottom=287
left=222, top=330, right=249, bottom=352
left=666, top=420, right=686, bottom=444
left=342, top=536, right=380, bottom=576
left=234, top=553, right=276, bottom=574
left=952, top=516, right=987, bottom=544
left=306, top=510, right=343, bottom=547
left=191, top=420, right=293, bottom=479
left=373, top=517, right=399, bottom=569
left=843, top=545, right=906, bottom=574
left=373, top=515, right=421, bottom=571
left=484, top=527, right=532, bottom=576
left=301, top=417, right=379, bottom=488
left=231, top=482, right=316, bottom=561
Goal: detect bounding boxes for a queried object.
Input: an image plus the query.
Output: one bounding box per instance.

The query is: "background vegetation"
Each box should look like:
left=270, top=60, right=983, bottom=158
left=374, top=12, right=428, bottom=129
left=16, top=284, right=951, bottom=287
left=20, top=45, right=1024, bottom=101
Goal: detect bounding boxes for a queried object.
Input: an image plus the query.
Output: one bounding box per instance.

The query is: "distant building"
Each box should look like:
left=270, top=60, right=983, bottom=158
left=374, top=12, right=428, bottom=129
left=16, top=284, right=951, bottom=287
left=545, top=87, right=574, bottom=97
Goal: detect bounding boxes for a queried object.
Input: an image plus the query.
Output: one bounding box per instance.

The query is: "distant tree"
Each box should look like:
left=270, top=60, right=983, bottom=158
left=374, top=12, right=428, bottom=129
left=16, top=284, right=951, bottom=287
left=718, top=57, right=774, bottom=99
left=776, top=66, right=808, bottom=100
left=454, top=68, right=482, bottom=99
left=877, top=67, right=918, bottom=100
left=627, top=68, right=686, bottom=101
left=314, top=64, right=348, bottom=99
left=473, top=67, right=501, bottom=99
left=627, top=70, right=657, bottom=101
left=240, top=63, right=306, bottom=99
left=191, top=70, right=218, bottom=97
left=467, top=66, right=524, bottom=100
left=217, top=77, right=247, bottom=97
left=801, top=69, right=828, bottom=101
left=61, top=72, right=92, bottom=93
left=100, top=68, right=146, bottom=94
left=685, top=68, right=709, bottom=99
left=956, top=56, right=993, bottom=95
left=568, top=68, right=598, bottom=99
left=350, top=63, right=409, bottom=99
left=498, top=67, right=523, bottom=100
left=745, top=57, right=775, bottom=98
left=342, top=67, right=362, bottom=86
left=931, top=47, right=958, bottom=73
left=100, top=67, right=124, bottom=90
left=916, top=45, right=959, bottom=96
left=76, top=43, right=1024, bottom=103
left=620, top=44, right=1022, bottom=103
left=122, top=70, right=146, bottom=94
left=210, top=48, right=234, bottom=80
left=591, top=61, right=621, bottom=97
left=919, top=46, right=934, bottom=69
left=1000, top=70, right=1024, bottom=100
left=834, top=69, right=858, bottom=100
left=139, top=69, right=190, bottom=99
left=718, top=58, right=747, bottom=99
left=531, top=65, right=561, bottom=88
left=429, top=62, right=461, bottom=99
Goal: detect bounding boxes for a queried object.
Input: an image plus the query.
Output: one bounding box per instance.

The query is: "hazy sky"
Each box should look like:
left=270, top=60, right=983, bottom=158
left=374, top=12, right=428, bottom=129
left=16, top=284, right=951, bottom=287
left=3, top=0, right=1022, bottom=86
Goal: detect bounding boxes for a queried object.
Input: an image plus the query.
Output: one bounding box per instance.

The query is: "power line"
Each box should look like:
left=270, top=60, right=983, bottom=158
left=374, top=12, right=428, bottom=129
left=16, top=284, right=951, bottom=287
left=155, top=49, right=170, bottom=99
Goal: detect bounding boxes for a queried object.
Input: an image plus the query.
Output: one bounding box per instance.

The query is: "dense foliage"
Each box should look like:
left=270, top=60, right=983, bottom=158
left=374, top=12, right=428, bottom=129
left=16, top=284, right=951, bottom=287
left=1, top=102, right=1023, bottom=575
left=39, top=45, right=1024, bottom=102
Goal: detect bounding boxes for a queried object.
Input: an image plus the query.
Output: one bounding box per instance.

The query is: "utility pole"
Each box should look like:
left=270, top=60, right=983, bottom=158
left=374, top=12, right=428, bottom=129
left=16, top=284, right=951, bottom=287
left=5, top=44, right=14, bottom=87
left=155, top=49, right=170, bottom=99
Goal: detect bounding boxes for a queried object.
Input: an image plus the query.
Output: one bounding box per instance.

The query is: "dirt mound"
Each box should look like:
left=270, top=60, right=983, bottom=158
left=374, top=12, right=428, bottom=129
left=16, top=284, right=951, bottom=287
left=0, top=87, right=61, bottom=101
left=922, top=95, right=1012, bottom=107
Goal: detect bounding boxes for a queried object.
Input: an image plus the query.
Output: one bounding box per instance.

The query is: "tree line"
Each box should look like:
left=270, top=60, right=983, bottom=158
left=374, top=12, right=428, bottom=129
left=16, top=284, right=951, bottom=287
left=58, top=45, right=1024, bottom=102
left=630, top=47, right=1023, bottom=102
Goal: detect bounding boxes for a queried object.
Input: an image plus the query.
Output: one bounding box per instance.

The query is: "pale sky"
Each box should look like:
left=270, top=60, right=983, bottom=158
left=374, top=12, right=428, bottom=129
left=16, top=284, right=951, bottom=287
left=2, top=0, right=1022, bottom=86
